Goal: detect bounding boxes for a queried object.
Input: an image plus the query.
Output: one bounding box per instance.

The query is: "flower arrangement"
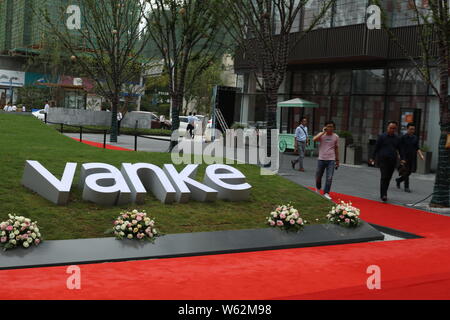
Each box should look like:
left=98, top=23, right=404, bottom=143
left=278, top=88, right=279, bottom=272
left=0, top=214, right=42, bottom=251
left=267, top=204, right=305, bottom=232
left=112, top=210, right=159, bottom=242
left=327, top=201, right=361, bottom=227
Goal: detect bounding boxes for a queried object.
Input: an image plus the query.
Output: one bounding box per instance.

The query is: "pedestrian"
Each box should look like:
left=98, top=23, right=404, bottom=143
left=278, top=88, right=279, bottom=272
left=369, top=121, right=401, bottom=202
left=187, top=112, right=195, bottom=138
left=117, top=111, right=123, bottom=136
left=291, top=117, right=309, bottom=172
left=43, top=100, right=50, bottom=121
left=313, top=121, right=340, bottom=200
left=396, top=123, right=425, bottom=193
left=22, top=105, right=26, bottom=112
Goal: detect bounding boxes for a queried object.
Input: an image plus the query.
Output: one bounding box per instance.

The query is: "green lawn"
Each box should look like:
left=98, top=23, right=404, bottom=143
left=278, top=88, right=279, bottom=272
left=0, top=113, right=332, bottom=240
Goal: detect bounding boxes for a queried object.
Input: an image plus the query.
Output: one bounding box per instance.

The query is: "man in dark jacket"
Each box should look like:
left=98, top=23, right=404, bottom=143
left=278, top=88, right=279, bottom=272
left=369, top=121, right=401, bottom=202
left=396, top=123, right=425, bottom=193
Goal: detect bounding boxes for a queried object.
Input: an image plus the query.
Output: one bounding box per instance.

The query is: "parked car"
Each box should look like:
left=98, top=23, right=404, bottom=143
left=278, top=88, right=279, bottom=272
left=130, top=111, right=171, bottom=129
left=32, top=109, right=46, bottom=121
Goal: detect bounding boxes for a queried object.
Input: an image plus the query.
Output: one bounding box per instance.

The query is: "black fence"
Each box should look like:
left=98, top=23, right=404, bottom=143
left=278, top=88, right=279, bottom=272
left=45, top=114, right=170, bottom=152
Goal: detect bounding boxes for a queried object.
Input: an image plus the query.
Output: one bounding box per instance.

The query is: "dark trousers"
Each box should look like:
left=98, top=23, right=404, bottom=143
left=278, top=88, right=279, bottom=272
left=379, top=157, right=397, bottom=198
left=316, top=160, right=336, bottom=194
left=187, top=124, right=194, bottom=138
left=397, top=163, right=411, bottom=189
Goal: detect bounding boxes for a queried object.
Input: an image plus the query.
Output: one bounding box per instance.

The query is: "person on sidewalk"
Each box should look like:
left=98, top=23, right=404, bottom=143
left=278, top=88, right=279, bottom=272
left=396, top=123, right=425, bottom=193
left=117, top=111, right=123, bottom=136
left=187, top=112, right=195, bottom=138
left=291, top=117, right=309, bottom=172
left=369, top=121, right=401, bottom=203
left=313, top=121, right=340, bottom=200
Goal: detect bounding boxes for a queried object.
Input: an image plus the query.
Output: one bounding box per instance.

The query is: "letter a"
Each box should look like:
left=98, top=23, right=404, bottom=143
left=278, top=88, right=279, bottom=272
left=367, top=5, right=381, bottom=30
left=366, top=265, right=381, bottom=290
left=66, top=265, right=81, bottom=290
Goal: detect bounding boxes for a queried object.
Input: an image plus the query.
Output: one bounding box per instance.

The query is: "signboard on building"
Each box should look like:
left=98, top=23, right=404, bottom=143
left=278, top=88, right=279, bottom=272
left=0, top=70, right=25, bottom=87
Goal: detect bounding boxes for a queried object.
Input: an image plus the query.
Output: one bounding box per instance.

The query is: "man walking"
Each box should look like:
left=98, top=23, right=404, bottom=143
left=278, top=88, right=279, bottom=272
left=370, top=121, right=401, bottom=202
left=291, top=117, right=309, bottom=172
left=396, top=123, right=424, bottom=193
left=187, top=112, right=196, bottom=138
left=313, top=121, right=339, bottom=200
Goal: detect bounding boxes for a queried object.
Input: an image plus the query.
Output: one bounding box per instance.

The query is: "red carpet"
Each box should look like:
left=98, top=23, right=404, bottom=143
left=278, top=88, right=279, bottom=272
left=1, top=191, right=450, bottom=300
left=71, top=137, right=132, bottom=151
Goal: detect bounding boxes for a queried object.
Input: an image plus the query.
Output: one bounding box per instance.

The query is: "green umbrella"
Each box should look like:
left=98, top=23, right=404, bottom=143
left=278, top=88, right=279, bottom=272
left=277, top=98, right=318, bottom=108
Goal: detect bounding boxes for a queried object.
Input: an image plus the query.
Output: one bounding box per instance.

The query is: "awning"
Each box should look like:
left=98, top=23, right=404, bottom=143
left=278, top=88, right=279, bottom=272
left=277, top=98, right=318, bottom=108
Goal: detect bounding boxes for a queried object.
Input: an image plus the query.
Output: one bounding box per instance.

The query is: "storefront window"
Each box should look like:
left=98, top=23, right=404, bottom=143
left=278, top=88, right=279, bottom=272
left=291, top=70, right=330, bottom=95
left=303, top=0, right=332, bottom=30
left=349, top=96, right=385, bottom=159
left=333, top=0, right=368, bottom=27
left=352, top=69, right=385, bottom=95
left=384, top=0, right=429, bottom=27
left=388, top=68, right=427, bottom=95
left=330, top=70, right=352, bottom=95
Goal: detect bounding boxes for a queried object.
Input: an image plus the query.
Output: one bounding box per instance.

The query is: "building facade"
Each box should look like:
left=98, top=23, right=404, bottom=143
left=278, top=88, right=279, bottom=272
left=234, top=0, right=444, bottom=170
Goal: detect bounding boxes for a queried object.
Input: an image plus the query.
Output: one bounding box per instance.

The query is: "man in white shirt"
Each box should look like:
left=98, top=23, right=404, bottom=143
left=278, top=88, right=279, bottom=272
left=291, top=117, right=309, bottom=172
left=22, top=106, right=26, bottom=112
left=117, top=111, right=123, bottom=136
left=44, top=101, right=50, bottom=122
left=187, top=112, right=195, bottom=138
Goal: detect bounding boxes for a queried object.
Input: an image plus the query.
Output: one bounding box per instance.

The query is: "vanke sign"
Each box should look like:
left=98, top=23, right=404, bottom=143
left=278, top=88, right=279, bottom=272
left=22, top=161, right=252, bottom=206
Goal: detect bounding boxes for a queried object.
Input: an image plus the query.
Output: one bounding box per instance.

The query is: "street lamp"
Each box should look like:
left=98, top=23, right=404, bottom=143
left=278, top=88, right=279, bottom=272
left=9, top=77, right=19, bottom=104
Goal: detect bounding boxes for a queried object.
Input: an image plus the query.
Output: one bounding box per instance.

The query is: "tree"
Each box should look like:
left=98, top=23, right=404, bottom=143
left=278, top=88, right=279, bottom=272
left=42, top=0, right=151, bottom=142
left=375, top=0, right=450, bottom=207
left=184, top=57, right=224, bottom=115
left=143, top=0, right=228, bottom=150
left=219, top=0, right=334, bottom=157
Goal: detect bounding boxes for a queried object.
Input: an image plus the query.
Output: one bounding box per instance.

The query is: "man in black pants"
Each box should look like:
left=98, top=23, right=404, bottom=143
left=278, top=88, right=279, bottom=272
left=396, top=123, right=424, bottom=193
left=370, top=121, right=401, bottom=202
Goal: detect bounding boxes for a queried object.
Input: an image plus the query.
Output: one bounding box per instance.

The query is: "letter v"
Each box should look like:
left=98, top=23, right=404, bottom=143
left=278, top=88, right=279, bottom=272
left=22, top=160, right=77, bottom=205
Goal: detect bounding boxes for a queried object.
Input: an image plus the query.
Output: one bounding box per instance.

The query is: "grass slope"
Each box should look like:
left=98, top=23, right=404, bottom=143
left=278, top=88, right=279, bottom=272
left=0, top=113, right=332, bottom=240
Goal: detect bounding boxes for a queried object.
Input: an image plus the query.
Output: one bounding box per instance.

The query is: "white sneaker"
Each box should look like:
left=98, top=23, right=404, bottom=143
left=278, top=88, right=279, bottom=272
left=324, top=193, right=332, bottom=200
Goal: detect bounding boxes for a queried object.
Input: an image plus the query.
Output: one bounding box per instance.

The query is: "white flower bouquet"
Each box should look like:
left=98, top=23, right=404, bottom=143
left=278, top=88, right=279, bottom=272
left=327, top=201, right=361, bottom=228
left=112, top=210, right=159, bottom=242
left=0, top=214, right=42, bottom=251
left=267, top=204, right=305, bottom=232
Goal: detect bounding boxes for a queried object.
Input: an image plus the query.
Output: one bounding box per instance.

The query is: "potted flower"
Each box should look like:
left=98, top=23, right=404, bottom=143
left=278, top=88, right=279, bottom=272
left=0, top=214, right=43, bottom=251
left=111, top=210, right=160, bottom=242
left=327, top=201, right=361, bottom=228
left=267, top=204, right=306, bottom=232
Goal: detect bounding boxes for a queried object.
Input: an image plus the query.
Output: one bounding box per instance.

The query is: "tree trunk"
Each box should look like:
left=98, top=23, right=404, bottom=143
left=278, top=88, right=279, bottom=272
left=430, top=49, right=450, bottom=207
left=169, top=93, right=183, bottom=151
left=430, top=122, right=450, bottom=207
left=264, top=90, right=279, bottom=161
left=110, top=92, right=120, bottom=143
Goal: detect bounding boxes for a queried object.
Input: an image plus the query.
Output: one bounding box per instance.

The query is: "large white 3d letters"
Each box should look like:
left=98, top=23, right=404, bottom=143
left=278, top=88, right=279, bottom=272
left=79, top=163, right=131, bottom=206
left=21, top=161, right=252, bottom=206
left=121, top=163, right=176, bottom=204
left=22, top=160, right=77, bottom=205
left=163, top=164, right=218, bottom=202
left=204, top=164, right=252, bottom=201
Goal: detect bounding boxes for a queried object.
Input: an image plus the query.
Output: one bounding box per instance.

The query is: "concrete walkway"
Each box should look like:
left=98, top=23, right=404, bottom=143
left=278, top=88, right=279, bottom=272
left=64, top=132, right=447, bottom=214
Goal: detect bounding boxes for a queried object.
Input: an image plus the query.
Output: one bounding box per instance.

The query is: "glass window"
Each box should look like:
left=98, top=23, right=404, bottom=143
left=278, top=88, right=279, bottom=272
left=388, top=68, right=427, bottom=95
left=303, top=0, right=332, bottom=30
left=349, top=95, right=385, bottom=159
left=333, top=0, right=368, bottom=27
left=384, top=0, right=429, bottom=27
left=292, top=70, right=330, bottom=95
left=352, top=69, right=385, bottom=95
left=330, top=70, right=352, bottom=95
